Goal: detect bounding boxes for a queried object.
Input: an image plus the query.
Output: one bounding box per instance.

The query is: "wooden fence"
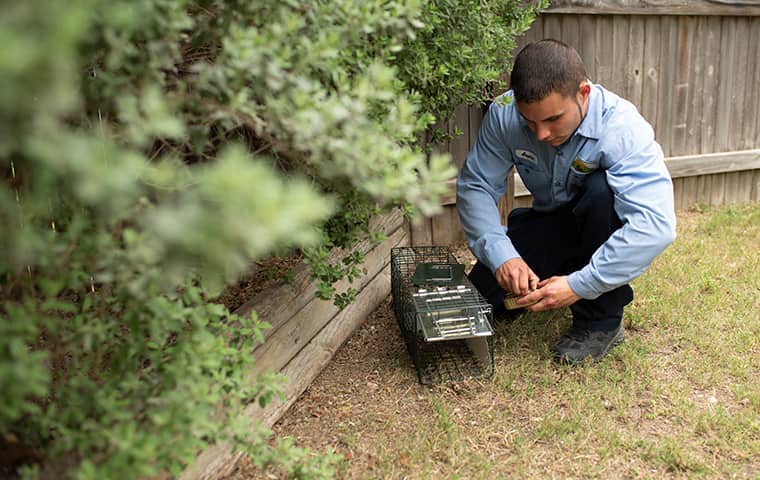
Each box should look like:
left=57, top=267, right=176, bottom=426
left=412, top=0, right=760, bottom=246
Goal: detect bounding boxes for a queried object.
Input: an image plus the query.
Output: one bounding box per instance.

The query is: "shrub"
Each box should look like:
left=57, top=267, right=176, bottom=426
left=0, top=0, right=543, bottom=478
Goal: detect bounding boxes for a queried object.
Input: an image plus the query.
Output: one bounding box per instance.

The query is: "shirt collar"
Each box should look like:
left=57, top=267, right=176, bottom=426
left=575, top=82, right=602, bottom=140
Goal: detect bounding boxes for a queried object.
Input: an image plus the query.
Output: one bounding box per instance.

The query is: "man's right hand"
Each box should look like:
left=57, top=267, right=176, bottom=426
left=495, top=257, right=540, bottom=296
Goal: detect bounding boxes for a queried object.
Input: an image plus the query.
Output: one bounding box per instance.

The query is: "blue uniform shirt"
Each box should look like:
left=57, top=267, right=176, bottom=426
left=456, top=83, right=677, bottom=300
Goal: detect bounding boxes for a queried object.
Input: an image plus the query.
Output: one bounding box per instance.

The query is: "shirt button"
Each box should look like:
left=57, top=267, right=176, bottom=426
left=555, top=181, right=562, bottom=186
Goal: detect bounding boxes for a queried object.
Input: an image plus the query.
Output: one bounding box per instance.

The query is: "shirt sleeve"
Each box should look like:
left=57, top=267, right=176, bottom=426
left=456, top=101, right=520, bottom=273
left=567, top=113, right=677, bottom=299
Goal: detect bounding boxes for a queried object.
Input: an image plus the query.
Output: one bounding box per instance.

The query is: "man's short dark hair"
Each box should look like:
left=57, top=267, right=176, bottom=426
left=509, top=39, right=588, bottom=103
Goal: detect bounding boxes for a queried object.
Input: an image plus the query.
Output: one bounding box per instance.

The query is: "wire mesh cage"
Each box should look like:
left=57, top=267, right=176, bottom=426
left=391, top=246, right=494, bottom=384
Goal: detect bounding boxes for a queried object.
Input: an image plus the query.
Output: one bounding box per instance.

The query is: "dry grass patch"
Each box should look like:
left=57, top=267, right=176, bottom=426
left=229, top=203, right=760, bottom=479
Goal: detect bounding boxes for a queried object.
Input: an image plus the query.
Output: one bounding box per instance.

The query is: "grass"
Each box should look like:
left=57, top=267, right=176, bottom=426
left=263, top=203, right=760, bottom=480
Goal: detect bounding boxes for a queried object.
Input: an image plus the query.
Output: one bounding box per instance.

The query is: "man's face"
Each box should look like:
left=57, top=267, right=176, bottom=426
left=516, top=83, right=590, bottom=147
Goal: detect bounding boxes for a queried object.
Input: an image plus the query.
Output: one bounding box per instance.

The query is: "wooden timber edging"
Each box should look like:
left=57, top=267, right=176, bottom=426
left=180, top=210, right=409, bottom=480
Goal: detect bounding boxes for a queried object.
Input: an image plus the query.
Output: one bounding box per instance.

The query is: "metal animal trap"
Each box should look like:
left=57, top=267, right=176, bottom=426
left=390, top=246, right=494, bottom=384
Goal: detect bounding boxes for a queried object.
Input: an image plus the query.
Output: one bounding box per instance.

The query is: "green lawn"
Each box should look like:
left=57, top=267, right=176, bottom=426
left=260, top=203, right=760, bottom=479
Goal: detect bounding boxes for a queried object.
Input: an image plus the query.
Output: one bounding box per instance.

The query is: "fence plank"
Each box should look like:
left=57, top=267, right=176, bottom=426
left=544, top=14, right=563, bottom=40
left=693, top=173, right=711, bottom=207
left=714, top=17, right=736, bottom=153
left=449, top=205, right=465, bottom=244
left=724, top=171, right=743, bottom=204
left=561, top=14, right=582, bottom=52
left=690, top=17, right=706, bottom=154
left=671, top=16, right=696, bottom=156
left=737, top=170, right=756, bottom=203
left=699, top=17, right=721, bottom=154
left=731, top=18, right=750, bottom=151
left=657, top=16, right=679, bottom=157
left=578, top=15, right=598, bottom=81
left=611, top=15, right=630, bottom=99
left=671, top=177, right=684, bottom=210
left=595, top=16, right=615, bottom=89
left=709, top=173, right=726, bottom=206
left=432, top=205, right=455, bottom=246
left=680, top=175, right=698, bottom=210
left=499, top=168, right=516, bottom=225
left=743, top=21, right=760, bottom=151
left=627, top=16, right=645, bottom=107
left=410, top=217, right=433, bottom=246
left=641, top=16, right=661, bottom=132
left=468, top=104, right=484, bottom=150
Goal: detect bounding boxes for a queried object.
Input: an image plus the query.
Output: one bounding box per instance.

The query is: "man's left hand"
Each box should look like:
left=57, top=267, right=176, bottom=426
left=517, top=275, right=581, bottom=312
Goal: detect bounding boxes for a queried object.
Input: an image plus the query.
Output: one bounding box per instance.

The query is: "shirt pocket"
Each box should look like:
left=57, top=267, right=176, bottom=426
left=566, top=158, right=599, bottom=190
left=567, top=169, right=590, bottom=191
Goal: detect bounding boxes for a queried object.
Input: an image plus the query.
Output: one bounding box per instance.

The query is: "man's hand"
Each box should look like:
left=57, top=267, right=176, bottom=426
left=517, top=275, right=581, bottom=312
left=495, top=258, right=539, bottom=296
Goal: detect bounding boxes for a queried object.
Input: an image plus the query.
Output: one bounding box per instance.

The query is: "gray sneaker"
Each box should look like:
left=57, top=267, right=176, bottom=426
left=553, top=325, right=625, bottom=365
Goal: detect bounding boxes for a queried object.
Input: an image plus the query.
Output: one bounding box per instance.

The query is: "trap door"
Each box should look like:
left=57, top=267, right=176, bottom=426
left=412, top=285, right=493, bottom=342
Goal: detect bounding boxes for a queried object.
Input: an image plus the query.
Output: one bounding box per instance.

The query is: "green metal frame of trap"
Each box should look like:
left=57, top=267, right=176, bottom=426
left=390, top=246, right=494, bottom=384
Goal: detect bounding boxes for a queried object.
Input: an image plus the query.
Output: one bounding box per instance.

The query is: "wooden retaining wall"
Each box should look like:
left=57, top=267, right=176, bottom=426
left=414, top=0, right=760, bottom=244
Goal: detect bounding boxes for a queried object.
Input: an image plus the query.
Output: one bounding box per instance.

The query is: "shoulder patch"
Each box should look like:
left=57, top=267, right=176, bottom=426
left=515, top=149, right=538, bottom=164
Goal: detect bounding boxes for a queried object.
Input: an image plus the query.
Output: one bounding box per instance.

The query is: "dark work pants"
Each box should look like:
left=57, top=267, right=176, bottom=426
left=468, top=170, right=633, bottom=331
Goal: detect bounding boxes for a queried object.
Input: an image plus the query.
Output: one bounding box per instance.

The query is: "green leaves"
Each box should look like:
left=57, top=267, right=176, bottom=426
left=395, top=0, right=547, bottom=121
left=204, top=2, right=454, bottom=217
left=144, top=145, right=333, bottom=293
left=0, top=309, right=51, bottom=427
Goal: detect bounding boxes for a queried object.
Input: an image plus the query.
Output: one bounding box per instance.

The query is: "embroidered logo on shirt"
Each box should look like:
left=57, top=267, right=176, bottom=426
left=571, top=157, right=593, bottom=173
left=515, top=149, right=538, bottom=164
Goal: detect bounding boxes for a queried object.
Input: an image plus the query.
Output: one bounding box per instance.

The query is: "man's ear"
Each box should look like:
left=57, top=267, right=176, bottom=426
left=578, top=80, right=591, bottom=99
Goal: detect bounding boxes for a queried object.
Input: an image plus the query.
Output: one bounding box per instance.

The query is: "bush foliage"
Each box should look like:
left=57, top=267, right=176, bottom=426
left=0, top=0, right=543, bottom=478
